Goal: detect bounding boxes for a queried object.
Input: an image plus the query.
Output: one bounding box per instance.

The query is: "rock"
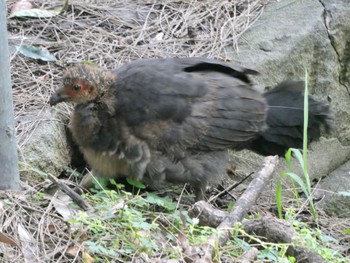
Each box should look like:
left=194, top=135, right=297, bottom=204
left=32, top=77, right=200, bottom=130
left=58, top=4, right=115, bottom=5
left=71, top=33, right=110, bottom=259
left=18, top=108, right=71, bottom=178
left=315, top=160, right=350, bottom=217
left=322, top=0, right=350, bottom=99
left=258, top=40, right=273, bottom=52
left=227, top=0, right=350, bottom=199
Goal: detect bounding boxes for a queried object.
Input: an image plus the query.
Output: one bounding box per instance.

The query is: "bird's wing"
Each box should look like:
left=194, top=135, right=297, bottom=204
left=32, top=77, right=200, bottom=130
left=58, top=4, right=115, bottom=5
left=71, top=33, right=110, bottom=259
left=113, top=58, right=267, bottom=152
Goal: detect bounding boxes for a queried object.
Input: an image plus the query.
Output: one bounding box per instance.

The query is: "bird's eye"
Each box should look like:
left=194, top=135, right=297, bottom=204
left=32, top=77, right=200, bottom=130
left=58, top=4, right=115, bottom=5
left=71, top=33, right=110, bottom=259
left=72, top=85, right=81, bottom=91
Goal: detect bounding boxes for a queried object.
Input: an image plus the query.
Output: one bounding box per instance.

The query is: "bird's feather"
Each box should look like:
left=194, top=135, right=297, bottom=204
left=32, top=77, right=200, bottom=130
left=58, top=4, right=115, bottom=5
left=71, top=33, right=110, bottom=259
left=51, top=58, right=331, bottom=200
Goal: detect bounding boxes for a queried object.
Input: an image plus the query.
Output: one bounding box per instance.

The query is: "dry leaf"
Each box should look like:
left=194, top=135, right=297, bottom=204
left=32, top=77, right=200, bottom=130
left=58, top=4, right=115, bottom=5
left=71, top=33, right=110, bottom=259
left=11, top=0, right=33, bottom=14
left=17, top=224, right=38, bottom=263
left=82, top=250, right=94, bottom=263
left=47, top=224, right=56, bottom=234
left=10, top=0, right=68, bottom=18
left=0, top=232, right=19, bottom=247
left=16, top=45, right=57, bottom=62
left=52, top=192, right=76, bottom=221
left=65, top=244, right=81, bottom=258
left=154, top=32, right=164, bottom=42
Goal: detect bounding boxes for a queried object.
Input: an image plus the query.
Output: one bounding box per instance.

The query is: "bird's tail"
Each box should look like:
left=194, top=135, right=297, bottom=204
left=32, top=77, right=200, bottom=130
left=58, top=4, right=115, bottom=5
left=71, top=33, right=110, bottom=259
left=250, top=81, right=332, bottom=156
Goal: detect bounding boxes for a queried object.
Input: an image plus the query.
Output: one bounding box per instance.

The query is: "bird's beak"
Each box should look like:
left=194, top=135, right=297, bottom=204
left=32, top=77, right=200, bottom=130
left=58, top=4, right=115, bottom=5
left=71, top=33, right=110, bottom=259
left=49, top=90, right=69, bottom=106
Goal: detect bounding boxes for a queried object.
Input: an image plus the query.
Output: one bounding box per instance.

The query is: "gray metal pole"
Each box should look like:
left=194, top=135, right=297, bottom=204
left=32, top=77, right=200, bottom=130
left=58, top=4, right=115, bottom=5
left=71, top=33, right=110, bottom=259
left=0, top=0, right=20, bottom=190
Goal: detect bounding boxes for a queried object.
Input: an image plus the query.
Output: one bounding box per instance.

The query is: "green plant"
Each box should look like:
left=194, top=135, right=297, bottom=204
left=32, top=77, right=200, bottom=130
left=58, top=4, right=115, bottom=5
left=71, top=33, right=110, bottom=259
left=231, top=227, right=292, bottom=262
left=276, top=69, right=318, bottom=223
left=293, top=221, right=347, bottom=263
left=222, top=221, right=348, bottom=263
left=69, top=188, right=218, bottom=261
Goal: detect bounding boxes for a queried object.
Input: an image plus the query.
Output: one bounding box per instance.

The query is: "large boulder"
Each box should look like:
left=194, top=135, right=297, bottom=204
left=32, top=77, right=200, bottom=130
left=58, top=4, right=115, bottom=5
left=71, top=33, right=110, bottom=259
left=314, top=160, right=350, bottom=217
left=230, top=0, right=350, bottom=214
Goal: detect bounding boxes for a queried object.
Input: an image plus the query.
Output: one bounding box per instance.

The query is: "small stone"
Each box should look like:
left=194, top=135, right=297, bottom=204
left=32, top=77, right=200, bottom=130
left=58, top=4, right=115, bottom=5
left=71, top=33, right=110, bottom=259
left=258, top=40, right=273, bottom=52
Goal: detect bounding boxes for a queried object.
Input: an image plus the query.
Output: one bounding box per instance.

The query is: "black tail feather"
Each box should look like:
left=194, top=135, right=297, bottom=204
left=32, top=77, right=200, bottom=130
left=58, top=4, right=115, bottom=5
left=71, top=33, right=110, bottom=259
left=251, top=81, right=331, bottom=156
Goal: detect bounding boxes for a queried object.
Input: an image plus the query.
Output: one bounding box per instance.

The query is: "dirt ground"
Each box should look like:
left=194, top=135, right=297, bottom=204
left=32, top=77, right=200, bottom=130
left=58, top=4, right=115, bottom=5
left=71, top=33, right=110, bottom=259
left=2, top=0, right=349, bottom=262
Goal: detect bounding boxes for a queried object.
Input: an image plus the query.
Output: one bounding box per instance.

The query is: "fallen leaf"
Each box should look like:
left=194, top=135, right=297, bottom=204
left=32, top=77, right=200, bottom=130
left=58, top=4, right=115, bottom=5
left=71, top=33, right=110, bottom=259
left=226, top=164, right=236, bottom=175
left=65, top=244, right=81, bottom=258
left=47, top=224, right=56, bottom=234
left=218, top=55, right=232, bottom=62
left=154, top=32, right=164, bottom=42
left=0, top=232, right=19, bottom=247
left=16, top=45, right=57, bottom=62
left=10, top=0, right=68, bottom=18
left=17, top=224, right=38, bottom=263
left=51, top=192, right=76, bottom=221
left=82, top=250, right=94, bottom=263
left=10, top=9, right=59, bottom=18
left=10, top=0, right=33, bottom=14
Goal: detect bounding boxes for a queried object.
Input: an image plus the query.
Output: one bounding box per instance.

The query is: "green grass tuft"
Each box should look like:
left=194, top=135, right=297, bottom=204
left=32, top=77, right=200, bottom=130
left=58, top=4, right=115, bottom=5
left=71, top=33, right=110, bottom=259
left=276, top=69, right=318, bottom=223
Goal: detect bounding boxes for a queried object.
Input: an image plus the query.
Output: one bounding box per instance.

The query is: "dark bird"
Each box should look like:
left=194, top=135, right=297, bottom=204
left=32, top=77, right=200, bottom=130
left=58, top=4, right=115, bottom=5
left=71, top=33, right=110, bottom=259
left=50, top=58, right=331, bottom=200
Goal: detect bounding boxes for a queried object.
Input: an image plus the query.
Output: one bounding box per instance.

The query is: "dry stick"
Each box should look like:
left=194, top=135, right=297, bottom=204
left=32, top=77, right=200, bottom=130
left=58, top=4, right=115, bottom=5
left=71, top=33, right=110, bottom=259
left=47, top=173, right=91, bottom=211
left=190, top=205, right=326, bottom=263
left=196, top=155, right=279, bottom=262
left=217, top=155, right=278, bottom=244
left=189, top=201, right=227, bottom=228
left=190, top=189, right=326, bottom=262
left=208, top=172, right=254, bottom=203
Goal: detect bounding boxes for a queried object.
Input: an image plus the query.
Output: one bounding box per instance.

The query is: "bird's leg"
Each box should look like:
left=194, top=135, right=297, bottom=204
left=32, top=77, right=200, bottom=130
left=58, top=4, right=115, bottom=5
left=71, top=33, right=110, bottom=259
left=122, top=140, right=151, bottom=180
left=160, top=157, right=208, bottom=201
left=79, top=172, right=94, bottom=190
left=116, top=124, right=151, bottom=180
left=194, top=185, right=206, bottom=201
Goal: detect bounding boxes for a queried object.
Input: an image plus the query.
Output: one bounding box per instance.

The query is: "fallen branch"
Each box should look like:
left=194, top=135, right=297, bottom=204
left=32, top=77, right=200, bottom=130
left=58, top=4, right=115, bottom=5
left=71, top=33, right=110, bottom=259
left=189, top=201, right=227, bottom=228
left=189, top=198, right=326, bottom=262
left=188, top=155, right=279, bottom=262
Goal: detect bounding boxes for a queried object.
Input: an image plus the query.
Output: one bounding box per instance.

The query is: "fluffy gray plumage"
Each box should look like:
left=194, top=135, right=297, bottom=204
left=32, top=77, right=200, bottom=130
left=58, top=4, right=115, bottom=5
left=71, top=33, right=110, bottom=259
left=50, top=58, right=331, bottom=200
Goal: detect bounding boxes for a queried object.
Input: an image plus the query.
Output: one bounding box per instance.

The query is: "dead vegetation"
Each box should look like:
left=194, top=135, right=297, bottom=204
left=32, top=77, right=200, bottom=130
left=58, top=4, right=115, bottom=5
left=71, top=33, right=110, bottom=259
left=2, top=0, right=350, bottom=262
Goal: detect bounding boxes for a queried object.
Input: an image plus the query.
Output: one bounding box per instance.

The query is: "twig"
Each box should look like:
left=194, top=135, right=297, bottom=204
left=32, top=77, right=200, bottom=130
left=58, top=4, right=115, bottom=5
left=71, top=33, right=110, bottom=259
left=208, top=172, right=254, bottom=202
left=47, top=173, right=91, bottom=211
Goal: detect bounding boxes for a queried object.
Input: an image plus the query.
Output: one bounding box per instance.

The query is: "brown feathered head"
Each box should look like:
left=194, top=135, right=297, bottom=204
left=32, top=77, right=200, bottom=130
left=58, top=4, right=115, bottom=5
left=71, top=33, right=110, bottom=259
left=50, top=64, right=116, bottom=105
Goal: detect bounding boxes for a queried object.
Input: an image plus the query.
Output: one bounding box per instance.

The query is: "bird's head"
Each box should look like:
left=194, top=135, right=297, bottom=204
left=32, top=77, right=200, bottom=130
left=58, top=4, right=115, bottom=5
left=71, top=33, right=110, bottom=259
left=50, top=64, right=115, bottom=106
